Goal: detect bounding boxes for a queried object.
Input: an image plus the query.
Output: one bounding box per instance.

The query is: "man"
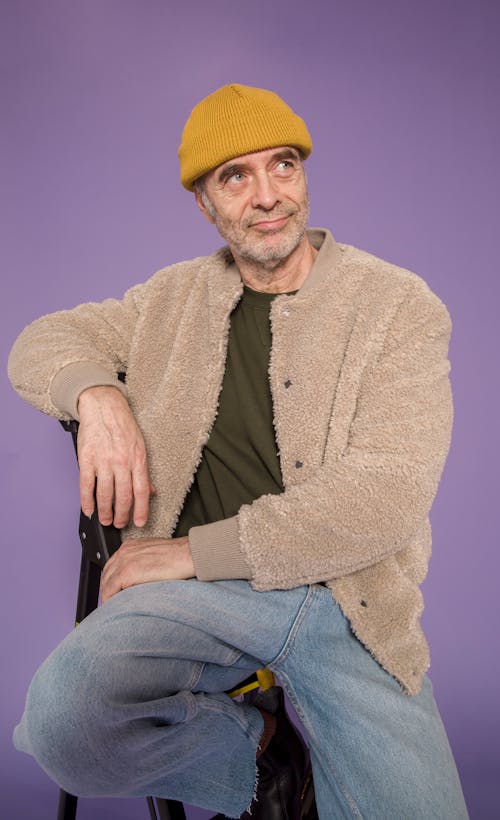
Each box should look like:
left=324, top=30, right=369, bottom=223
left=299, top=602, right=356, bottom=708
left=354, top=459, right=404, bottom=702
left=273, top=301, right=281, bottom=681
left=9, top=84, right=468, bottom=818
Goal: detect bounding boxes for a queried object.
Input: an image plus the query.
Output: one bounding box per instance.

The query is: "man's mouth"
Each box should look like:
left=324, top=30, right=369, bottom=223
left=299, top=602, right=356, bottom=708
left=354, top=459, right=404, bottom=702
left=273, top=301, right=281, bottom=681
left=249, top=215, right=290, bottom=231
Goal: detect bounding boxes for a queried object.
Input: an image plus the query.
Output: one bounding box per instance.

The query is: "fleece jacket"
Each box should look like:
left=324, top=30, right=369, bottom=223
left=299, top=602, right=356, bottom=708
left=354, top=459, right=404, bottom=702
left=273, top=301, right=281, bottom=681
left=8, top=229, right=453, bottom=694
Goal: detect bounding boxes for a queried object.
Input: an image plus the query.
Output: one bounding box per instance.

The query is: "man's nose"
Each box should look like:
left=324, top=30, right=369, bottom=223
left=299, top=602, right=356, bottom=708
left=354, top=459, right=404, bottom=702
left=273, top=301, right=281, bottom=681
left=250, top=172, right=280, bottom=210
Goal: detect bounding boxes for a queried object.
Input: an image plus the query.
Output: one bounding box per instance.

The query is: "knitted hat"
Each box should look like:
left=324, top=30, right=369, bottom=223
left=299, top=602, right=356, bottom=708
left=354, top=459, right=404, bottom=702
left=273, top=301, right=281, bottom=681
left=178, top=84, right=312, bottom=191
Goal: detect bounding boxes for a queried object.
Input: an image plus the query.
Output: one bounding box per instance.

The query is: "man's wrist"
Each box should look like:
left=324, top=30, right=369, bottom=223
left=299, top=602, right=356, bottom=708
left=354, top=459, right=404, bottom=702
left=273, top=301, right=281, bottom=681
left=78, top=384, right=127, bottom=412
left=176, top=535, right=195, bottom=578
left=50, top=361, right=128, bottom=419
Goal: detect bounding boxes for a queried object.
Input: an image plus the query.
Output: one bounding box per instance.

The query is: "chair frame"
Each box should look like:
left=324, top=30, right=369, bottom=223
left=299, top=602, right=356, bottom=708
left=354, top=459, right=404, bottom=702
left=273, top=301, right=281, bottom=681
left=58, top=419, right=186, bottom=820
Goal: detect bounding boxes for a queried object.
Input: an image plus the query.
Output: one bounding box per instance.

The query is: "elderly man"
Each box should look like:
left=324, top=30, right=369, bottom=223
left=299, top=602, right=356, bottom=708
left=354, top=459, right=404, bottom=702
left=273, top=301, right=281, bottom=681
left=9, top=84, right=468, bottom=819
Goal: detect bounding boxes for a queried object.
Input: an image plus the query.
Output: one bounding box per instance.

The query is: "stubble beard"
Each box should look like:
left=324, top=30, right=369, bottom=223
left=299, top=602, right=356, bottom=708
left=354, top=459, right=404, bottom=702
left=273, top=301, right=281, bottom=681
left=211, top=197, right=310, bottom=272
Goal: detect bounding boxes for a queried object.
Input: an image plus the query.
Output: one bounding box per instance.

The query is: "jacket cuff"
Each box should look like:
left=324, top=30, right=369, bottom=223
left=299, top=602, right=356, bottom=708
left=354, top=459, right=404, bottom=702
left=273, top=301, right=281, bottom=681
left=189, top=516, right=252, bottom=581
left=50, top=362, right=128, bottom=420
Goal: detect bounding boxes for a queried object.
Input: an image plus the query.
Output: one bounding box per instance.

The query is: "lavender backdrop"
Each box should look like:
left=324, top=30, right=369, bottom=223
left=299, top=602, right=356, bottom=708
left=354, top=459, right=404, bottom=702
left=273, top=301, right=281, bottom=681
left=2, top=1, right=498, bottom=818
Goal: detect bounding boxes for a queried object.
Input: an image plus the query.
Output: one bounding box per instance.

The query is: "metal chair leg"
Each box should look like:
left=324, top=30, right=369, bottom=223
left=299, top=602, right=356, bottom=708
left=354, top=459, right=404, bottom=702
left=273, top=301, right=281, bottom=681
left=152, top=797, right=187, bottom=819
left=147, top=796, right=158, bottom=819
left=57, top=789, right=78, bottom=820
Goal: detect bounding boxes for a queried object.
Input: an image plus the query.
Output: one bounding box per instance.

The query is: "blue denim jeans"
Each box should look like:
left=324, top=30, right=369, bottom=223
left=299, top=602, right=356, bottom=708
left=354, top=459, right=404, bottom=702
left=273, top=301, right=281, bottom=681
left=14, top=580, right=468, bottom=818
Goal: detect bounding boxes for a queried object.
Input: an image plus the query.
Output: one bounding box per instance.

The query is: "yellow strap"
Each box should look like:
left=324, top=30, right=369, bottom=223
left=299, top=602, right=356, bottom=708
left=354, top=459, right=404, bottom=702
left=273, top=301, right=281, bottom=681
left=228, top=679, right=261, bottom=699
left=256, top=668, right=275, bottom=691
left=228, top=668, right=275, bottom=699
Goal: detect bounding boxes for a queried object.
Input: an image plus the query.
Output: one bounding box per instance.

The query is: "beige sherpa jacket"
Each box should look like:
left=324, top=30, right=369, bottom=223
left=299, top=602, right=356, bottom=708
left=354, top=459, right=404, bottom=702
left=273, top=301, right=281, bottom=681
left=8, top=229, right=453, bottom=695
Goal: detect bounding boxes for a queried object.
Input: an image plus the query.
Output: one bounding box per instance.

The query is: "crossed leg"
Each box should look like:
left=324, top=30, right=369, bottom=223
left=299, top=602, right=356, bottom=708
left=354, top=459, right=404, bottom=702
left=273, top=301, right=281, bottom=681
left=13, top=579, right=468, bottom=819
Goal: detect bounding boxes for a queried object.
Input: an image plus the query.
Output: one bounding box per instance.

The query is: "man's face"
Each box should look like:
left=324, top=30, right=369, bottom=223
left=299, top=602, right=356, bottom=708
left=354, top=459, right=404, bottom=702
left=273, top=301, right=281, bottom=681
left=194, top=146, right=309, bottom=271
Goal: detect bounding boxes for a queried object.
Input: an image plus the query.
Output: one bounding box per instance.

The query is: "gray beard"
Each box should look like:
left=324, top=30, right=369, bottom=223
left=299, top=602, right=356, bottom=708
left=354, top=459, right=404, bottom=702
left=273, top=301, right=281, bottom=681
left=235, top=230, right=307, bottom=271
left=216, top=202, right=310, bottom=272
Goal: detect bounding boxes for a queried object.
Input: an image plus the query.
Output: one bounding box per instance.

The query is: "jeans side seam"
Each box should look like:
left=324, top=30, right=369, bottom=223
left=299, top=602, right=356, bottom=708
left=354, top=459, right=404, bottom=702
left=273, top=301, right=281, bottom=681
left=269, top=585, right=364, bottom=820
left=277, top=668, right=364, bottom=820
left=268, top=584, right=318, bottom=670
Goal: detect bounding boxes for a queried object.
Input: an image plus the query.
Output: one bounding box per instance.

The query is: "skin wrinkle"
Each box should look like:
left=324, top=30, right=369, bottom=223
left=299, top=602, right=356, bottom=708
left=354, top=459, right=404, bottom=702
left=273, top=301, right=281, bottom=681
left=194, top=147, right=314, bottom=287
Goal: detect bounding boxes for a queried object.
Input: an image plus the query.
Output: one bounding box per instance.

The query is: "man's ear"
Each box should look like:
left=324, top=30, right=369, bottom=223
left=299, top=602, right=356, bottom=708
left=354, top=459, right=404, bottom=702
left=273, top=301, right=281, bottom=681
left=194, top=187, right=215, bottom=225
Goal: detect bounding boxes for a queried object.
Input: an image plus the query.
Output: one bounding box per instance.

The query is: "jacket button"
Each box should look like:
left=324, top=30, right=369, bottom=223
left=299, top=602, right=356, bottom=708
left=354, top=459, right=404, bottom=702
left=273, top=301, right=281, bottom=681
left=284, top=379, right=292, bottom=389
left=295, top=460, right=303, bottom=469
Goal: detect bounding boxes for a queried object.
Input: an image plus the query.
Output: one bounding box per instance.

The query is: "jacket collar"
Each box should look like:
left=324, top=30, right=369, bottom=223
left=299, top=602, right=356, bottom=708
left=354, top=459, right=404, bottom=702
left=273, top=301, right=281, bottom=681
left=299, top=228, right=343, bottom=294
left=218, top=228, right=342, bottom=296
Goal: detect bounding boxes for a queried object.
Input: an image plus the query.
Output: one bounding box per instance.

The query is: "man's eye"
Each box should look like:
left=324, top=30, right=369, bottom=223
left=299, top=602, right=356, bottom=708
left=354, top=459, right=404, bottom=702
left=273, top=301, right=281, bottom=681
left=276, top=160, right=295, bottom=173
left=222, top=171, right=245, bottom=185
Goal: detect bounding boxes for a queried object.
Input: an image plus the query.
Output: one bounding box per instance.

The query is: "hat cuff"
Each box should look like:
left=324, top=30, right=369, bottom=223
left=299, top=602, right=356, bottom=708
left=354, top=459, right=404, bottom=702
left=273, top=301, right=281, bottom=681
left=180, top=111, right=311, bottom=190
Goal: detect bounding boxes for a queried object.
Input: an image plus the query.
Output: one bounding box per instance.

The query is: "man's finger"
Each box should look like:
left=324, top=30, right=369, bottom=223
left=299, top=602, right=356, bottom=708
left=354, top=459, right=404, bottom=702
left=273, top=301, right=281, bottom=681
left=95, top=471, right=115, bottom=526
left=100, top=565, right=122, bottom=603
left=112, top=472, right=134, bottom=529
left=101, top=545, right=132, bottom=602
left=131, top=467, right=152, bottom=527
left=79, top=465, right=96, bottom=518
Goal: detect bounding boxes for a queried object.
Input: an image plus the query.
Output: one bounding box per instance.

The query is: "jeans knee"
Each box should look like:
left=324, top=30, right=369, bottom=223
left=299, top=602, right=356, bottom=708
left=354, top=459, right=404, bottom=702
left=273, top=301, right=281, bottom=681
left=14, top=628, right=124, bottom=795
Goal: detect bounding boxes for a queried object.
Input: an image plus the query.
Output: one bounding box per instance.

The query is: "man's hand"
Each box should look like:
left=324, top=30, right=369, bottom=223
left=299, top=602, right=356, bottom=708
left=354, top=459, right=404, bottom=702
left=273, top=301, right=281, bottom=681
left=77, top=385, right=153, bottom=528
left=100, top=536, right=195, bottom=603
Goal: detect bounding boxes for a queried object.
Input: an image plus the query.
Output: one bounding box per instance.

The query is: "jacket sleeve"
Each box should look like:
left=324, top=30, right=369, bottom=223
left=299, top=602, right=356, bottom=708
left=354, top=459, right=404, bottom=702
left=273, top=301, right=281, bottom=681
left=232, top=282, right=453, bottom=590
left=7, top=284, right=144, bottom=419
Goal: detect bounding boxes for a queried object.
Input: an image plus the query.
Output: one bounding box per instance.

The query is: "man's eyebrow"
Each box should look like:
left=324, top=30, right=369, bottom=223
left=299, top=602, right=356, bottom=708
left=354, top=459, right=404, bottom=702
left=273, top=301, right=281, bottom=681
left=217, top=162, right=246, bottom=182
left=271, top=148, right=301, bottom=162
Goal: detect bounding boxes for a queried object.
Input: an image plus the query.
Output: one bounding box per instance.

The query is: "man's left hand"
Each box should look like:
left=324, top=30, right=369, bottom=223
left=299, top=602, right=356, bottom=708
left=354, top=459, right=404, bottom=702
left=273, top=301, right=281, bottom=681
left=100, top=536, right=195, bottom=603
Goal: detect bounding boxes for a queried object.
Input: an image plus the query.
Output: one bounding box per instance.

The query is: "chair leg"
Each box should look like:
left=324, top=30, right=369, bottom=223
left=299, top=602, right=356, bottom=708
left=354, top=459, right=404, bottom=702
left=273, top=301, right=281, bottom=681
left=57, top=789, right=78, bottom=820
left=147, top=796, right=159, bottom=819
left=150, top=797, right=187, bottom=820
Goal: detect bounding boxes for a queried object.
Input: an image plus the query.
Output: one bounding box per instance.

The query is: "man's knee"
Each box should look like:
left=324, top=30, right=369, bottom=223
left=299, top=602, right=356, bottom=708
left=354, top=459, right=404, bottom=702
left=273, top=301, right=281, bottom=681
left=14, top=624, right=129, bottom=795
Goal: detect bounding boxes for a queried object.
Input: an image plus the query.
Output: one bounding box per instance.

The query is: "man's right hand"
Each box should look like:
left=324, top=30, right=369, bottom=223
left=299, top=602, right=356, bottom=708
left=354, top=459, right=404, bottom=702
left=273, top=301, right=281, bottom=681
left=76, top=386, right=152, bottom=529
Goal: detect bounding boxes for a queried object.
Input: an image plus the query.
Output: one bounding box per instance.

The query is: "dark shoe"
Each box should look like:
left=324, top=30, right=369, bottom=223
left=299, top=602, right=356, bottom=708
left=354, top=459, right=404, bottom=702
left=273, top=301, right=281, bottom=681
left=212, top=686, right=317, bottom=820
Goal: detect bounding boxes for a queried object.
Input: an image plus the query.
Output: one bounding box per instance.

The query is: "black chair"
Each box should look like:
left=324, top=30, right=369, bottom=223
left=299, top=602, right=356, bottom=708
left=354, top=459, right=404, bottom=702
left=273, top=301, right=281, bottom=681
left=58, top=419, right=317, bottom=820
left=58, top=418, right=187, bottom=820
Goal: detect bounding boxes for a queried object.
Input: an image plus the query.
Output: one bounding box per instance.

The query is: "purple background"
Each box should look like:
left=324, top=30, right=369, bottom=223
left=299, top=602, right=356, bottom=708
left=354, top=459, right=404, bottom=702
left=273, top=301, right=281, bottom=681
left=2, top=1, right=498, bottom=818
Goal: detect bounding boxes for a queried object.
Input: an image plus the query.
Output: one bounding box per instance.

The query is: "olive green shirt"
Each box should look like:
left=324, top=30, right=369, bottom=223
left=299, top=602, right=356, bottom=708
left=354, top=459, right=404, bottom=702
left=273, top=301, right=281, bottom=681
left=174, top=286, right=288, bottom=536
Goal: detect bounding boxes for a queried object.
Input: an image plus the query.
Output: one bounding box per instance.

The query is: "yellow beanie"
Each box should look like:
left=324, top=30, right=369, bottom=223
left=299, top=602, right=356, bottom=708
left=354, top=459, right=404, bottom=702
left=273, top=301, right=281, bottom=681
left=178, top=84, right=312, bottom=191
